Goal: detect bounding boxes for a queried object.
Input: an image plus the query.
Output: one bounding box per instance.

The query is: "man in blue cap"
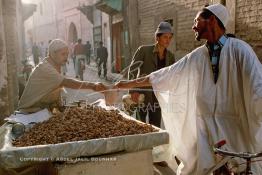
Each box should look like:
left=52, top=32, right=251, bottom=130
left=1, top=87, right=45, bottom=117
left=123, top=21, right=175, bottom=130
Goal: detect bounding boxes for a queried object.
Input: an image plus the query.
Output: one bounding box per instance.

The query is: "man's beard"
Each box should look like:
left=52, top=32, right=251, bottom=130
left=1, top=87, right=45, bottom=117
left=196, top=32, right=201, bottom=41
left=195, top=28, right=207, bottom=41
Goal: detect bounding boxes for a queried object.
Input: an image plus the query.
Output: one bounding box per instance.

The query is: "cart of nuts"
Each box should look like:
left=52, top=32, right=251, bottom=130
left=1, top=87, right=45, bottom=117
left=0, top=104, right=169, bottom=175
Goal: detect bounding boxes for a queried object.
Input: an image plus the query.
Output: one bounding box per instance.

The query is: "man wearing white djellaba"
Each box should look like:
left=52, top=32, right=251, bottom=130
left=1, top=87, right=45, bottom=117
left=115, top=3, right=262, bottom=175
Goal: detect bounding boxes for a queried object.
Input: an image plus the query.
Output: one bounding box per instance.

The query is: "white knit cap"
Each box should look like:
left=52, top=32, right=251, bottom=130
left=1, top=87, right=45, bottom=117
left=205, top=3, right=229, bottom=28
left=48, top=39, right=68, bottom=53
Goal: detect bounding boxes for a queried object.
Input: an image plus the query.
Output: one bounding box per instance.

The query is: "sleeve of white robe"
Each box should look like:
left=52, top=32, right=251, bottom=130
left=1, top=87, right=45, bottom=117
left=235, top=40, right=262, bottom=147
left=149, top=53, right=200, bottom=174
left=149, top=54, right=190, bottom=93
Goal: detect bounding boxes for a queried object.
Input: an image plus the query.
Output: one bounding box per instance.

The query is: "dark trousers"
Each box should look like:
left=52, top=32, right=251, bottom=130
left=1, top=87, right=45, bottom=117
left=136, top=103, right=161, bottom=127
left=33, top=55, right=39, bottom=66
left=86, top=54, right=90, bottom=65
left=98, top=59, right=107, bottom=77
left=72, top=56, right=76, bottom=69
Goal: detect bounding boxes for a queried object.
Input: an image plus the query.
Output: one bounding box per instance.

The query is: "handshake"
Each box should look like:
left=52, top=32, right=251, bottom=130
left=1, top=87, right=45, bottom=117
left=94, top=81, right=145, bottom=114
left=93, top=80, right=133, bottom=92
left=94, top=75, right=150, bottom=93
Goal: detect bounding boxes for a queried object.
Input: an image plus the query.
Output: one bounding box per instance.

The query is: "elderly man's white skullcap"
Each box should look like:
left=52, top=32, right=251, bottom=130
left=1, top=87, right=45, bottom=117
left=205, top=3, right=230, bottom=28
left=48, top=39, right=68, bottom=53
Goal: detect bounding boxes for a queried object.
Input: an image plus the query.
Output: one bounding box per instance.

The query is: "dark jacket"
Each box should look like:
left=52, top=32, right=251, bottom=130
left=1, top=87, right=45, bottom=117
left=97, top=46, right=108, bottom=61
left=128, top=44, right=175, bottom=105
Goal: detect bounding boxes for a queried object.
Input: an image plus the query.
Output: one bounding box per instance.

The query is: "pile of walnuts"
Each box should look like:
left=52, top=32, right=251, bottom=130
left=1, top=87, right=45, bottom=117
left=13, top=106, right=158, bottom=147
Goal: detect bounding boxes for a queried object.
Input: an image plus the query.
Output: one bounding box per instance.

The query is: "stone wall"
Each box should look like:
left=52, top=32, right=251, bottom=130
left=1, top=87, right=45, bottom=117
left=0, top=0, right=22, bottom=122
left=25, top=0, right=100, bottom=47
left=136, top=0, right=262, bottom=61
left=173, top=0, right=210, bottom=59
left=235, top=0, right=262, bottom=62
left=137, top=0, right=210, bottom=59
left=0, top=0, right=9, bottom=121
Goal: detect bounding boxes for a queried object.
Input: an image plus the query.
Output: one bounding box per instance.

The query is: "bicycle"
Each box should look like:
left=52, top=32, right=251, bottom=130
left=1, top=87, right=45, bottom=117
left=213, top=140, right=262, bottom=175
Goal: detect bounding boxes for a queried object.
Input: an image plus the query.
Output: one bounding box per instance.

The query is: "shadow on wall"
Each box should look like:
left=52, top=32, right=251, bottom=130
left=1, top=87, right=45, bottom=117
left=236, top=24, right=262, bottom=63
left=254, top=46, right=262, bottom=63
left=0, top=85, right=9, bottom=123
left=235, top=0, right=262, bottom=63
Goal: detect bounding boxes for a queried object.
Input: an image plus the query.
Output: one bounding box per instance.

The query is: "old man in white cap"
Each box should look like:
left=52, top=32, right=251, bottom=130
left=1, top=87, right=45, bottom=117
left=115, top=3, right=262, bottom=174
left=19, top=39, right=106, bottom=113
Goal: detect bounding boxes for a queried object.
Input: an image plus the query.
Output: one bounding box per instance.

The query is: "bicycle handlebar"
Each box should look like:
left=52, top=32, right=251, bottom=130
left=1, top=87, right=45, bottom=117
left=213, top=147, right=262, bottom=159
left=213, top=140, right=262, bottom=159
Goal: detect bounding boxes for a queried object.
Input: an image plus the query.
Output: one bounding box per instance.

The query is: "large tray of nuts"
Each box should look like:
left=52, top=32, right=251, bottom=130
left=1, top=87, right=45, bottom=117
left=0, top=103, right=169, bottom=169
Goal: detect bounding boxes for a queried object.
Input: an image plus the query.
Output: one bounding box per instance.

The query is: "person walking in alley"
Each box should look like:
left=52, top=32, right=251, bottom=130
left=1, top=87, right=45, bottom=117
left=39, top=41, right=46, bottom=61
left=69, top=42, right=76, bottom=68
left=18, top=39, right=106, bottom=113
left=96, top=41, right=108, bottom=79
left=74, top=38, right=86, bottom=79
left=32, top=42, right=40, bottom=66
left=123, top=21, right=175, bottom=129
left=45, top=40, right=52, bottom=57
left=114, top=4, right=262, bottom=174
left=85, top=41, right=91, bottom=65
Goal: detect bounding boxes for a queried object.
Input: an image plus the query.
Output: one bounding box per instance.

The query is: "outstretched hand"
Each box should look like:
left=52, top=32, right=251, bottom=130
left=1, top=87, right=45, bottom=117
left=114, top=80, right=127, bottom=89
left=94, top=82, right=107, bottom=92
